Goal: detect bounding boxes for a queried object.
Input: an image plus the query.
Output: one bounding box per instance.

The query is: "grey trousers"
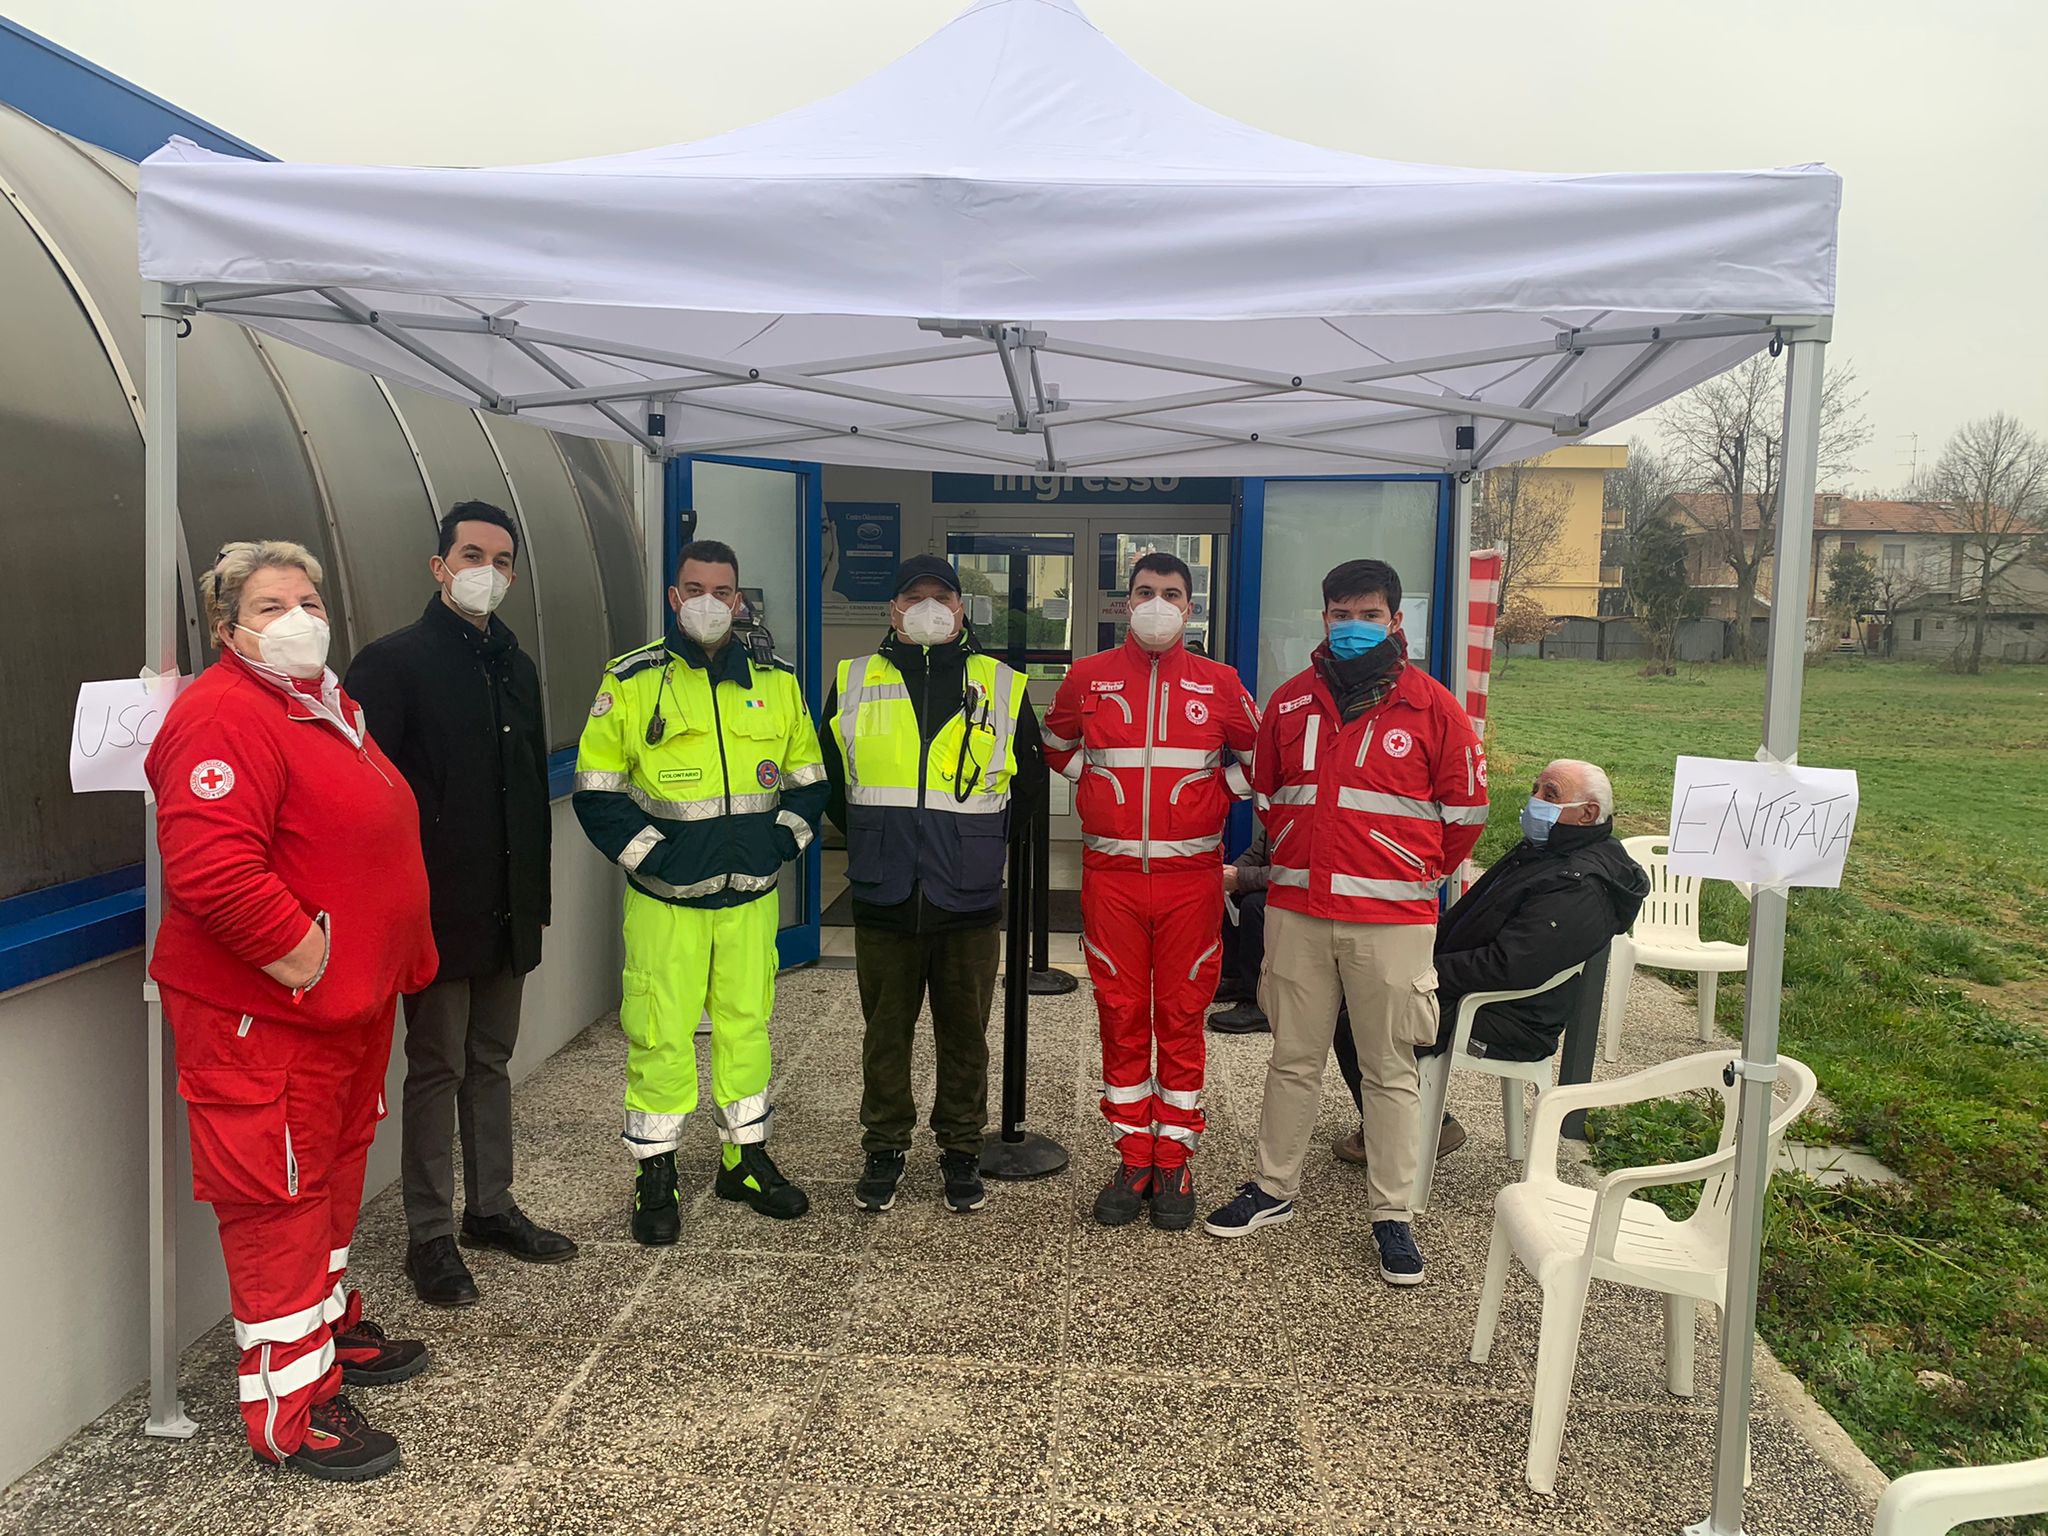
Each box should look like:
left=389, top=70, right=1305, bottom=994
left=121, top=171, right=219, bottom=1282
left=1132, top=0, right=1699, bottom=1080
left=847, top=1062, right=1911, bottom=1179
left=402, top=966, right=527, bottom=1242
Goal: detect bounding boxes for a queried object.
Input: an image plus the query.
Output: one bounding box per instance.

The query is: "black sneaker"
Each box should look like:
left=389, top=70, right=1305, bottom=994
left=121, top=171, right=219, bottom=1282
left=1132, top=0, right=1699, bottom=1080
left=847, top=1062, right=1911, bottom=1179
left=855, top=1149, right=907, bottom=1213
left=631, top=1151, right=680, bottom=1247
left=460, top=1204, right=579, bottom=1264
left=940, top=1150, right=987, bottom=1214
left=268, top=1394, right=400, bottom=1483
left=1202, top=1181, right=1294, bottom=1238
left=1206, top=1002, right=1270, bottom=1034
left=1437, top=1115, right=1469, bottom=1160
left=1373, top=1220, right=1427, bottom=1287
left=715, top=1144, right=810, bottom=1220
left=1092, top=1164, right=1153, bottom=1227
left=1149, top=1165, right=1197, bottom=1231
left=333, top=1318, right=430, bottom=1388
left=403, top=1235, right=479, bottom=1309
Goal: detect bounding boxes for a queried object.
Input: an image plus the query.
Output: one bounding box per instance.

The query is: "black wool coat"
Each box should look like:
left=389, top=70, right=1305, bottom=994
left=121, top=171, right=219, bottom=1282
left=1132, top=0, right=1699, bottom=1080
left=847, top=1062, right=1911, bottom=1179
left=1427, top=818, right=1650, bottom=1062
left=345, top=595, right=551, bottom=981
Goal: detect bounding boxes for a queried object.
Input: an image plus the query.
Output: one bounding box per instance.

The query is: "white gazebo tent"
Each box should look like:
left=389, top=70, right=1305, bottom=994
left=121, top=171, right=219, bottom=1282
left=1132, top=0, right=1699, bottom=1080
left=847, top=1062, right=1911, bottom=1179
left=135, top=2, right=1837, bottom=1530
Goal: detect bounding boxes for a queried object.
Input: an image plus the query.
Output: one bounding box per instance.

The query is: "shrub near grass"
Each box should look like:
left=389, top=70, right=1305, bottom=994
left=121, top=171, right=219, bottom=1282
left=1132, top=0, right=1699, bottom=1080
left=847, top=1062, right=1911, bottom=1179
left=1482, top=659, right=2048, bottom=1494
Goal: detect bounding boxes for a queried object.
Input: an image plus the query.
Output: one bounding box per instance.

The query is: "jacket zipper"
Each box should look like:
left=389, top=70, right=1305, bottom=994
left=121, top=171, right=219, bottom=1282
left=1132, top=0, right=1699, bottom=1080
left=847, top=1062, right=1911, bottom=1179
left=1370, top=828, right=1428, bottom=871
left=914, top=655, right=932, bottom=934
left=284, top=1125, right=299, bottom=1197
left=1140, top=656, right=1160, bottom=872
left=708, top=665, right=735, bottom=897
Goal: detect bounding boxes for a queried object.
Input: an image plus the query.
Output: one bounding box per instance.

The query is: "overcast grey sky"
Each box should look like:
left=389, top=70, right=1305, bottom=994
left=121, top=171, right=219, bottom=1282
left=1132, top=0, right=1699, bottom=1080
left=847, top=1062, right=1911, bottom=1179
left=16, top=0, right=2044, bottom=488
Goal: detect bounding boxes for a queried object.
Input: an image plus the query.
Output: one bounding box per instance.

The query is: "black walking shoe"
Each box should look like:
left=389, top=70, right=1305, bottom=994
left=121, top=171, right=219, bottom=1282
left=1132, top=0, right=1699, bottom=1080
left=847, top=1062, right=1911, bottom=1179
left=855, top=1149, right=907, bottom=1212
left=404, top=1235, right=479, bottom=1309
left=1206, top=1002, right=1270, bottom=1034
left=267, top=1394, right=400, bottom=1483
left=1373, top=1220, right=1427, bottom=1287
left=1437, top=1115, right=1470, bottom=1160
left=264, top=1400, right=399, bottom=1482
left=1202, top=1181, right=1294, bottom=1238
left=940, top=1150, right=987, bottom=1214
left=460, top=1204, right=579, bottom=1264
left=334, top=1319, right=430, bottom=1387
left=631, top=1151, right=681, bottom=1247
left=1149, top=1165, right=1197, bottom=1231
left=715, top=1144, right=810, bottom=1221
left=1092, top=1163, right=1153, bottom=1227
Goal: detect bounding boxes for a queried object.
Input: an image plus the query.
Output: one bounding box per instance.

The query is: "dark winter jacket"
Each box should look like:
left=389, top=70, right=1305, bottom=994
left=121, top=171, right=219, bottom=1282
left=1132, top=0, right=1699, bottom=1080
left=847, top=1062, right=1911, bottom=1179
left=1425, top=818, right=1649, bottom=1062
left=345, top=595, right=551, bottom=981
left=821, top=630, right=1048, bottom=934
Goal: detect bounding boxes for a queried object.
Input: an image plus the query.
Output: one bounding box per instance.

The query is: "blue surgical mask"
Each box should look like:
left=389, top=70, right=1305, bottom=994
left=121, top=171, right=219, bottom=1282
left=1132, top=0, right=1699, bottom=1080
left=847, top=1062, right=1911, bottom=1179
left=1521, top=796, right=1591, bottom=844
left=1328, top=619, right=1390, bottom=660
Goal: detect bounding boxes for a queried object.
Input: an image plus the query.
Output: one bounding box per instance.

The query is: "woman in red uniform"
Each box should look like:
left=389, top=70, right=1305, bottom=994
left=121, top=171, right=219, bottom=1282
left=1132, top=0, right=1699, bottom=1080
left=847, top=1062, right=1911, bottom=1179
left=147, top=541, right=439, bottom=1482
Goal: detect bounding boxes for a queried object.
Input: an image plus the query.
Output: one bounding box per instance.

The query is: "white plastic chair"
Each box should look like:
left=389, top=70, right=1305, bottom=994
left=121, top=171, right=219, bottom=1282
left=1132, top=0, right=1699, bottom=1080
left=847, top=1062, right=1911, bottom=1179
left=1411, top=962, right=1586, bottom=1217
left=1602, top=836, right=1749, bottom=1061
left=1874, top=1456, right=2048, bottom=1535
left=1469, top=1048, right=1818, bottom=1495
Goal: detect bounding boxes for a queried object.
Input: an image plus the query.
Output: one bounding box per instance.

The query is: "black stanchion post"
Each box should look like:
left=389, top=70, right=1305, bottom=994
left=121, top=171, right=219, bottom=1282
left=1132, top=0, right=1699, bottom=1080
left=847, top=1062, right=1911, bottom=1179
left=1027, top=789, right=1078, bottom=996
left=978, top=806, right=1069, bottom=1180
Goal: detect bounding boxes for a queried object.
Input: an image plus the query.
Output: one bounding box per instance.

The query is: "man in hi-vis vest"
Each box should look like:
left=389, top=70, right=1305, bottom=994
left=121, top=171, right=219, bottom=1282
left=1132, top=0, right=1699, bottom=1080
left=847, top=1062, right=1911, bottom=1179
left=821, top=555, right=1047, bottom=1217
left=574, top=538, right=827, bottom=1245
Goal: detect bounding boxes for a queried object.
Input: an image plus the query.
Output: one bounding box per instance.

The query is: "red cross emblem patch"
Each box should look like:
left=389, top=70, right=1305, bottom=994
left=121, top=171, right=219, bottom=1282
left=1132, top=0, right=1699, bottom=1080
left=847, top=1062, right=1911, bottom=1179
left=190, top=760, right=235, bottom=800
left=1382, top=729, right=1414, bottom=759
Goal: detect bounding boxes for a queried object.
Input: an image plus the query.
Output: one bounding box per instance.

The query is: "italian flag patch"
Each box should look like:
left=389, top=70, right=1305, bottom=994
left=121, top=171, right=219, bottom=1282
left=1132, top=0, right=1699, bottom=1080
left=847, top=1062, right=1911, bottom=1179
left=743, top=697, right=767, bottom=709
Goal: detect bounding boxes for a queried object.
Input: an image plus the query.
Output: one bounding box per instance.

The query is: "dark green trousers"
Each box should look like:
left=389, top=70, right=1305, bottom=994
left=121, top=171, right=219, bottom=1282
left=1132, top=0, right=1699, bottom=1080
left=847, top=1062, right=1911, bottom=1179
left=855, top=924, right=999, bottom=1155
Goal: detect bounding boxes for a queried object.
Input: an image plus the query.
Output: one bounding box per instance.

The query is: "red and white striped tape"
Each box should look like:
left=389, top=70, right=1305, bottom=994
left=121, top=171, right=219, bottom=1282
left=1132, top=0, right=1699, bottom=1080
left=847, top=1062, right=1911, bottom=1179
left=1464, top=548, right=1504, bottom=726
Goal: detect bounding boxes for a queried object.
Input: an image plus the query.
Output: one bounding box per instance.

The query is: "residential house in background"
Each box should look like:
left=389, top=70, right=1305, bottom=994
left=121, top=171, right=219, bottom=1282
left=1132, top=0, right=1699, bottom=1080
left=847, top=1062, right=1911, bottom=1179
left=1665, top=492, right=2048, bottom=660
left=1483, top=443, right=1628, bottom=617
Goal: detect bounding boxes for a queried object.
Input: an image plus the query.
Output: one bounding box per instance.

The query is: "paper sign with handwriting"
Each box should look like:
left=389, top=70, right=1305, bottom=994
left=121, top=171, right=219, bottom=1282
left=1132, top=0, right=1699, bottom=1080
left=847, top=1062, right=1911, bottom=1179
left=69, top=677, right=187, bottom=794
left=1666, top=755, right=1859, bottom=890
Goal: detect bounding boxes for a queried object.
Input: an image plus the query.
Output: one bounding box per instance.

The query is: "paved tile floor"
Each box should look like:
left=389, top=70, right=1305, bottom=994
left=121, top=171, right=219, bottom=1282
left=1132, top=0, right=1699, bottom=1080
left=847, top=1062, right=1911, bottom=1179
left=1, top=967, right=1874, bottom=1536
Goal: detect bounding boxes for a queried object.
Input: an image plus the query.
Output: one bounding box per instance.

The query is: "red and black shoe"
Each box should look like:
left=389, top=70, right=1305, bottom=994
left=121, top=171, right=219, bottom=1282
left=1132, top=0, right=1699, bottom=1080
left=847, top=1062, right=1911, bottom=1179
left=265, top=1394, right=401, bottom=1483
left=1092, top=1163, right=1154, bottom=1227
left=1149, top=1165, right=1198, bottom=1231
left=334, top=1318, right=430, bottom=1387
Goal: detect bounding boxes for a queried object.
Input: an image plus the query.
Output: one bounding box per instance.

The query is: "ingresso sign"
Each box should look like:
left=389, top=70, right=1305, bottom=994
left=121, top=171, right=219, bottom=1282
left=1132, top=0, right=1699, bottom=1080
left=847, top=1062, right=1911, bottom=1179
left=931, top=473, right=1234, bottom=504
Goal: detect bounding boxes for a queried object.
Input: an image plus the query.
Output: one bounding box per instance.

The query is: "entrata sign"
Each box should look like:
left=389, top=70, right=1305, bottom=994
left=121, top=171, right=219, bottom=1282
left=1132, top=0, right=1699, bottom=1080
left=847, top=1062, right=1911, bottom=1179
left=932, top=473, right=1233, bottom=504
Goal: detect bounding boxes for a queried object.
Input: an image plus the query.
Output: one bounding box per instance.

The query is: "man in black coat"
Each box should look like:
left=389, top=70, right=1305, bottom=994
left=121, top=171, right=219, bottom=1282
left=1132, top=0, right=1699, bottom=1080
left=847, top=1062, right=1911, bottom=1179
left=346, top=501, right=576, bottom=1308
left=1332, top=757, right=1649, bottom=1147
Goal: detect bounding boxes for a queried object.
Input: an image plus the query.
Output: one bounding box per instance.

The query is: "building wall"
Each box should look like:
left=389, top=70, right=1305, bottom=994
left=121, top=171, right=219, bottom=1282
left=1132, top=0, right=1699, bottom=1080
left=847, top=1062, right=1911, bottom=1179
left=0, top=805, right=622, bottom=1491
left=1504, top=444, right=1627, bottom=618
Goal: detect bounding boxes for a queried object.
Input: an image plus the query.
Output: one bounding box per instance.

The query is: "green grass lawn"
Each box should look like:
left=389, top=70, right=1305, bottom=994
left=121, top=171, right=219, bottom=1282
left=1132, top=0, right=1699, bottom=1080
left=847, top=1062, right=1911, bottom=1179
left=1481, top=657, right=2048, bottom=1488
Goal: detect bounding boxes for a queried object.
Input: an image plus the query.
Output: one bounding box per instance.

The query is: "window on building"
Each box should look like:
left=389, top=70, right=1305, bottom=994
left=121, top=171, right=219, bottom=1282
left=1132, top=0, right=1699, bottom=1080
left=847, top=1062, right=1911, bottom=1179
left=1883, top=543, right=1906, bottom=571
left=2022, top=621, right=2039, bottom=632
left=1839, top=540, right=1858, bottom=555
left=1912, top=618, right=1923, bottom=641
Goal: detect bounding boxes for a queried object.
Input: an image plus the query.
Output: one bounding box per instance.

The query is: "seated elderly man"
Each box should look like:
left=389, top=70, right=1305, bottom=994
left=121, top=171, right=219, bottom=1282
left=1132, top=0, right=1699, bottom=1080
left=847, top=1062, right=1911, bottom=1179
left=1330, top=758, right=1648, bottom=1155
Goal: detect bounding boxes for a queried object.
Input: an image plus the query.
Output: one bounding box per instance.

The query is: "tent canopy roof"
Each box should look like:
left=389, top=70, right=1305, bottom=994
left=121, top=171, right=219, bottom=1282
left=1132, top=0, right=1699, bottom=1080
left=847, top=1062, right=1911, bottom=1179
left=137, top=0, right=1840, bottom=474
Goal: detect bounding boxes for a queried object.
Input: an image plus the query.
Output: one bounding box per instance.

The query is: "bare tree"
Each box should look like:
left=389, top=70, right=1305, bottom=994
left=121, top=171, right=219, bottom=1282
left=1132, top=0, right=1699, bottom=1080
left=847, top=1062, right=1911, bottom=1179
left=1912, top=413, right=2048, bottom=673
left=1473, top=462, right=1571, bottom=614
left=1869, top=560, right=1934, bottom=658
left=1605, top=438, right=1681, bottom=545
left=1658, top=353, right=1871, bottom=660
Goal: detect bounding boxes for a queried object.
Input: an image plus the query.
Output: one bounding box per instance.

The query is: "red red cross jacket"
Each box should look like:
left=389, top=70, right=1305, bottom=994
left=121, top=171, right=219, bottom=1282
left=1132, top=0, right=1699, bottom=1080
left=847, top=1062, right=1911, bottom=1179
left=1253, top=655, right=1489, bottom=924
left=1043, top=634, right=1260, bottom=872
left=146, top=651, right=438, bottom=1027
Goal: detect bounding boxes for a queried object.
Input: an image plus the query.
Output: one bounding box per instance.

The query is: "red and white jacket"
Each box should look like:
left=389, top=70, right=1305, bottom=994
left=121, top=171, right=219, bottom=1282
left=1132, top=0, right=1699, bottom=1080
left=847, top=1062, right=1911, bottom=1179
left=147, top=650, right=438, bottom=1027
left=1254, top=655, right=1488, bottom=925
left=1044, top=635, right=1260, bottom=872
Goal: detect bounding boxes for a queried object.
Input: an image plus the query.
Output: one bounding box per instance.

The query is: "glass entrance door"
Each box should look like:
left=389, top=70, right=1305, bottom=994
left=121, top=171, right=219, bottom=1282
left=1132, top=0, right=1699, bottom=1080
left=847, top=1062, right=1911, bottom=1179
left=670, top=456, right=823, bottom=969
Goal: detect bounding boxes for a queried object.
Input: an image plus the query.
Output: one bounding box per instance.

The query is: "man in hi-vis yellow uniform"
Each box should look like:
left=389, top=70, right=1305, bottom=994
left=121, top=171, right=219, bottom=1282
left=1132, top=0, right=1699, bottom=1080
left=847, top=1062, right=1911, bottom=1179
left=574, top=538, right=826, bottom=1244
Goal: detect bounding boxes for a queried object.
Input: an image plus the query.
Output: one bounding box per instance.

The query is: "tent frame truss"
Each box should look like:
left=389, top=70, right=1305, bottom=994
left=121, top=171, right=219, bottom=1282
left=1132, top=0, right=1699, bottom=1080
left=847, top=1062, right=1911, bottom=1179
left=172, top=283, right=1793, bottom=473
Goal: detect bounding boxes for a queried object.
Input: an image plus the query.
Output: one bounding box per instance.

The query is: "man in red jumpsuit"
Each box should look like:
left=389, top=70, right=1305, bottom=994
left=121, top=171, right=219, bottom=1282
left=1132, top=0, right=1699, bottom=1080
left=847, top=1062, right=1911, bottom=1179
left=1044, top=552, right=1260, bottom=1231
left=150, top=542, right=440, bottom=1480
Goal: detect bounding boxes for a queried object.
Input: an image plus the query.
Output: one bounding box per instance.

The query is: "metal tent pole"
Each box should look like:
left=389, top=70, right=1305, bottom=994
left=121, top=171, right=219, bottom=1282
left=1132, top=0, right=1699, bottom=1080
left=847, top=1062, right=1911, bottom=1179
left=141, top=282, right=197, bottom=1441
left=1688, top=319, right=1829, bottom=1536
left=1450, top=468, right=1475, bottom=708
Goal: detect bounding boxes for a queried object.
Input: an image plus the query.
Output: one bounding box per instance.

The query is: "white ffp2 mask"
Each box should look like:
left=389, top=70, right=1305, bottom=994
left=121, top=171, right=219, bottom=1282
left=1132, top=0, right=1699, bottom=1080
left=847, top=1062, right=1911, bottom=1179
left=1129, top=596, right=1186, bottom=647
left=449, top=565, right=510, bottom=616
left=899, top=597, right=959, bottom=647
left=676, top=592, right=734, bottom=646
left=238, top=606, right=330, bottom=680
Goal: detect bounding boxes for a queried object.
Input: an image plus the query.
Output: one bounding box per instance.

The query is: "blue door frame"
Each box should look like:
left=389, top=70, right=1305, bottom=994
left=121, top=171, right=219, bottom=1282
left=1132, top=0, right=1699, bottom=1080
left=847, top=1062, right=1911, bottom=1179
left=1223, top=474, right=1455, bottom=856
left=665, top=456, right=825, bottom=971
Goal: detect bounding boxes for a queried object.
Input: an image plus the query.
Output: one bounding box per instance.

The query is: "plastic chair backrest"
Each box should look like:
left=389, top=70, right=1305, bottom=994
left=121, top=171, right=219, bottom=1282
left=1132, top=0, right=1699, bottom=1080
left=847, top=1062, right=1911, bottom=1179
left=1695, top=1055, right=1820, bottom=1231
left=1622, top=836, right=1701, bottom=944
